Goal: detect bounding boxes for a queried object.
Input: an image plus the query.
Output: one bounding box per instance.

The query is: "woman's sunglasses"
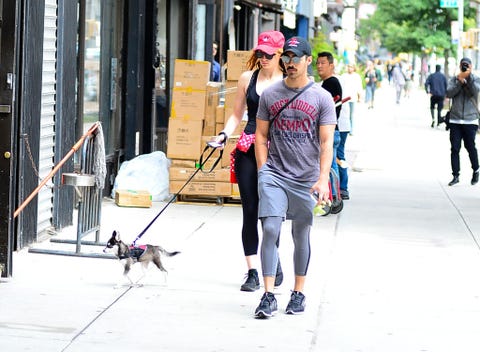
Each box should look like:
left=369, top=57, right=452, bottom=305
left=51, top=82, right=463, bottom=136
left=280, top=55, right=303, bottom=64
left=255, top=51, right=275, bottom=60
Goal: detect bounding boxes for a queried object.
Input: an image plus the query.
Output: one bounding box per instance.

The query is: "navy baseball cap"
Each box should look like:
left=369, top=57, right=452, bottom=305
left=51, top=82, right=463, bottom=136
left=283, top=36, right=312, bottom=57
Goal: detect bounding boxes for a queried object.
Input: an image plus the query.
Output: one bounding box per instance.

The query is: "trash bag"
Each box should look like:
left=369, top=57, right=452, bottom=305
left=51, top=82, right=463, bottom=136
left=111, top=151, right=171, bottom=202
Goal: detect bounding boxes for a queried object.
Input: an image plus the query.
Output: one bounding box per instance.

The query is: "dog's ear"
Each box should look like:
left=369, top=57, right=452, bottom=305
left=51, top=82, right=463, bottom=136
left=111, top=230, right=120, bottom=240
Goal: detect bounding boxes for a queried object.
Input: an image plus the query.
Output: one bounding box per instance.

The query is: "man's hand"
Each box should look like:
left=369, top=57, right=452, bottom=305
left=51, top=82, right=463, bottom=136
left=458, top=64, right=471, bottom=82
left=311, top=181, right=330, bottom=204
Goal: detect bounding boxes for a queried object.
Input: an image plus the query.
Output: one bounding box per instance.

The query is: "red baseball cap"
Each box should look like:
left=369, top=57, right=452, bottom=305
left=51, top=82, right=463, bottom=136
left=254, top=31, right=285, bottom=55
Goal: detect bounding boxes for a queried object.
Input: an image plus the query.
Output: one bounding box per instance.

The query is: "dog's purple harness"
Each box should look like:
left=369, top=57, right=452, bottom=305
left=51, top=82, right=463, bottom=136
left=119, top=245, right=147, bottom=260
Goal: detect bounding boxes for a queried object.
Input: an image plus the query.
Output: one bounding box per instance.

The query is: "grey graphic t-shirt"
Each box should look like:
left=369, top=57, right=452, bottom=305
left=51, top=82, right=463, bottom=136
left=257, top=80, right=336, bottom=182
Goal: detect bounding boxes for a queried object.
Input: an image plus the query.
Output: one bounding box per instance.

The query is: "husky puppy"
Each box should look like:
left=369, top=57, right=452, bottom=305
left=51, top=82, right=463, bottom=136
left=104, top=230, right=180, bottom=286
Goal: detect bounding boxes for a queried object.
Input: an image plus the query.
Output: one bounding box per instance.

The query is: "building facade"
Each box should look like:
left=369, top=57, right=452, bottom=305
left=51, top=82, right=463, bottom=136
left=0, top=0, right=333, bottom=277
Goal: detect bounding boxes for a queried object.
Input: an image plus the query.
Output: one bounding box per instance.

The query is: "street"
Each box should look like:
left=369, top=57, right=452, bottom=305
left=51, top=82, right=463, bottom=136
left=2, top=82, right=480, bottom=352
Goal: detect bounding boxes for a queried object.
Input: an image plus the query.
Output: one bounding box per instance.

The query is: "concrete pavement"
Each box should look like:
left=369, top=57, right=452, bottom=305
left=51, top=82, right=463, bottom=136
left=2, top=83, right=480, bottom=351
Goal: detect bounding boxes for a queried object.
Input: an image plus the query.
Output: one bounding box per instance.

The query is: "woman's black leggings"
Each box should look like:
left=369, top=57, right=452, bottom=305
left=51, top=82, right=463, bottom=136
left=234, top=145, right=259, bottom=256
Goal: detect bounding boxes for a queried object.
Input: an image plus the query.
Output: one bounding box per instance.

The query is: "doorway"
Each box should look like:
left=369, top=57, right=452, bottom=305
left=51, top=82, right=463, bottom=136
left=0, top=0, right=20, bottom=277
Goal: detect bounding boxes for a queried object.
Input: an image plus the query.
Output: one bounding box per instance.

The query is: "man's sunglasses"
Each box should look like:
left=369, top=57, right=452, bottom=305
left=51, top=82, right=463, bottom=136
left=255, top=51, right=275, bottom=60
left=281, top=55, right=303, bottom=64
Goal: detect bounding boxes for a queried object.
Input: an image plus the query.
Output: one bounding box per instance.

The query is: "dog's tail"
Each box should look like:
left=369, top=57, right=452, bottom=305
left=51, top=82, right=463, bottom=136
left=159, top=247, right=181, bottom=257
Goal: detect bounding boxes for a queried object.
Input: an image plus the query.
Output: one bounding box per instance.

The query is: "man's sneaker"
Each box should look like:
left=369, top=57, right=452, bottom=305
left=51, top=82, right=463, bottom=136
left=254, top=292, right=277, bottom=318
left=472, top=170, right=479, bottom=185
left=274, top=260, right=283, bottom=287
left=448, top=176, right=459, bottom=186
left=340, top=189, right=350, bottom=200
left=241, top=269, right=260, bottom=292
left=285, top=291, right=306, bottom=315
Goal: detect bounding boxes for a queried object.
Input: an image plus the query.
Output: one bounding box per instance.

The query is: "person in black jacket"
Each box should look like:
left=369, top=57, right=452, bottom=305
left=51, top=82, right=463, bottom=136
left=425, top=64, right=447, bottom=128
left=446, top=58, right=480, bottom=186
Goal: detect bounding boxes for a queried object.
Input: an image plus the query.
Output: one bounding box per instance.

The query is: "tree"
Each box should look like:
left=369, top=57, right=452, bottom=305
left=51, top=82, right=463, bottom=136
left=357, top=0, right=475, bottom=65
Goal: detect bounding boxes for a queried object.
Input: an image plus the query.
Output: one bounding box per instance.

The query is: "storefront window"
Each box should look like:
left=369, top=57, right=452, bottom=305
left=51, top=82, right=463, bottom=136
left=84, top=0, right=101, bottom=122
left=155, top=0, right=168, bottom=129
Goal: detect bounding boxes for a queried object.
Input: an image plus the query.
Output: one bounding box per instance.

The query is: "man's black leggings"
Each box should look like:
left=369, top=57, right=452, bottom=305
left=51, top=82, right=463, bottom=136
left=235, top=145, right=260, bottom=256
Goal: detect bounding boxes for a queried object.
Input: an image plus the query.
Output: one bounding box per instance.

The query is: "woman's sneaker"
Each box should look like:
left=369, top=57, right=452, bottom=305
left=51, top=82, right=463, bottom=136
left=254, top=292, right=277, bottom=318
left=241, top=269, right=260, bottom=292
left=285, top=291, right=306, bottom=314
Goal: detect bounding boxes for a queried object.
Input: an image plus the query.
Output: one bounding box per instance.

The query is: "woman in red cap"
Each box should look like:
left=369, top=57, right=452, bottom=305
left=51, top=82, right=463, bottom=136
left=214, top=31, right=285, bottom=292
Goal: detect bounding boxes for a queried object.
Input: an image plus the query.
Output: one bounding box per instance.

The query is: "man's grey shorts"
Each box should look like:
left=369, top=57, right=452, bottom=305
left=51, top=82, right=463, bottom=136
left=258, top=165, right=315, bottom=225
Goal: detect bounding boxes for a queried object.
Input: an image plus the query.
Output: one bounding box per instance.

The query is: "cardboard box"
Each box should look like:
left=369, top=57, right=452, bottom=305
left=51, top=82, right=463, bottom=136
left=215, top=122, right=224, bottom=135
left=170, top=87, right=206, bottom=120
left=203, top=122, right=215, bottom=137
left=221, top=135, right=239, bottom=168
left=115, top=189, right=152, bottom=208
left=174, top=59, right=211, bottom=90
left=231, top=183, right=240, bottom=197
left=205, top=82, right=222, bottom=119
left=203, top=82, right=222, bottom=135
left=226, top=51, right=251, bottom=81
left=170, top=159, right=197, bottom=168
left=167, top=119, right=203, bottom=160
left=169, top=166, right=230, bottom=182
left=223, top=81, right=238, bottom=110
left=216, top=105, right=225, bottom=123
left=169, top=180, right=232, bottom=196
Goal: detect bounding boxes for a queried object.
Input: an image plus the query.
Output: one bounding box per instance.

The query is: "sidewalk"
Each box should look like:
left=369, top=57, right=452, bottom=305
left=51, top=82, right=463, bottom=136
left=2, top=84, right=480, bottom=352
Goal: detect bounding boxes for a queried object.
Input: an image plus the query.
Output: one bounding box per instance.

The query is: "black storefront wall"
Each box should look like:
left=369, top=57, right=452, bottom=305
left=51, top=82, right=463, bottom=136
left=123, top=0, right=156, bottom=161
left=232, top=0, right=282, bottom=50
left=0, top=0, right=20, bottom=277
left=16, top=0, right=46, bottom=250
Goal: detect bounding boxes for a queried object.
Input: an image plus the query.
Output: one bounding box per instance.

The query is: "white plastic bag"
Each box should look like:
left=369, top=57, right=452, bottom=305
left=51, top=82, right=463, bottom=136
left=112, top=151, right=171, bottom=201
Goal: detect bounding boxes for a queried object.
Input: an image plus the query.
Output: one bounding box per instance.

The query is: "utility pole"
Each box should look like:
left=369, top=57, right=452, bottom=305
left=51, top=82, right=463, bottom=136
left=457, top=0, right=464, bottom=63
left=472, top=0, right=480, bottom=70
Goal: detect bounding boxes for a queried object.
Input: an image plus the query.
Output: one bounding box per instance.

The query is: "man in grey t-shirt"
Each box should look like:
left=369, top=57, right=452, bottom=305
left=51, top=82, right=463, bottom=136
left=253, top=36, right=336, bottom=319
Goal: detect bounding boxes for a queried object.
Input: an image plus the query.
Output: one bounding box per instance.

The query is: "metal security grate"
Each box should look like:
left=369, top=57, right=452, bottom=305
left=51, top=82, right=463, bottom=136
left=73, top=132, right=103, bottom=253
left=29, top=125, right=113, bottom=259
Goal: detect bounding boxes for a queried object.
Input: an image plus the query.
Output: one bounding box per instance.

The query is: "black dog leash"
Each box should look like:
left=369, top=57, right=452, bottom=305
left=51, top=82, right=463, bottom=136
left=131, top=143, right=223, bottom=247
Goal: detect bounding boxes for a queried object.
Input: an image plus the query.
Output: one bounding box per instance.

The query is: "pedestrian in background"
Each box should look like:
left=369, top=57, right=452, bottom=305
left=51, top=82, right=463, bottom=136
left=254, top=36, right=336, bottom=318
left=338, top=78, right=353, bottom=200
left=213, top=31, right=286, bottom=292
left=340, top=63, right=362, bottom=135
left=211, top=42, right=221, bottom=82
left=403, top=64, right=414, bottom=98
left=446, top=57, right=480, bottom=186
left=425, top=64, right=447, bottom=128
left=364, top=60, right=378, bottom=109
left=316, top=51, right=342, bottom=185
left=386, top=60, right=393, bottom=85
left=392, top=61, right=406, bottom=104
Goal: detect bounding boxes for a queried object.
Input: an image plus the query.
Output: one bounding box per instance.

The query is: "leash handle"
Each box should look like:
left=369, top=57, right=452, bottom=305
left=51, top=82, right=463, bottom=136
left=199, top=143, right=224, bottom=173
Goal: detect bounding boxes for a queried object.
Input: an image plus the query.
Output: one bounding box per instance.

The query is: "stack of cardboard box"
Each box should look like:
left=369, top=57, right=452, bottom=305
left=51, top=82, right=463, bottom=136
left=167, top=53, right=251, bottom=199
